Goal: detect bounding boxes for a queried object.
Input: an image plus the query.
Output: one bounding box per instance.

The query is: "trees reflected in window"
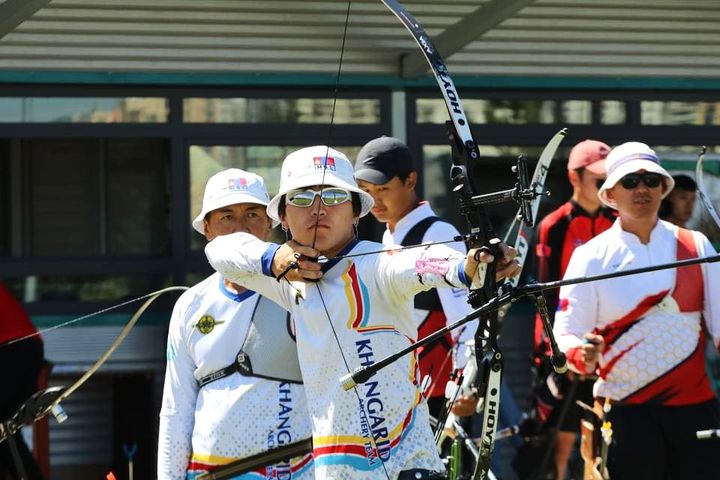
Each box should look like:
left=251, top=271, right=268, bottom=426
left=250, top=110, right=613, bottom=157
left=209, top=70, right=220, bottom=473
left=417, top=99, right=555, bottom=124
left=641, top=101, right=720, bottom=126
left=0, top=98, right=167, bottom=123
left=184, top=98, right=380, bottom=124
left=4, top=274, right=173, bottom=304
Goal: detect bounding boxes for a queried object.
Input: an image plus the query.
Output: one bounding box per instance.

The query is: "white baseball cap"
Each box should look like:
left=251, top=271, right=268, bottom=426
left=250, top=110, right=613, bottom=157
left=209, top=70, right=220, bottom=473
left=192, top=168, right=275, bottom=234
left=266, top=146, right=374, bottom=222
left=598, top=142, right=675, bottom=209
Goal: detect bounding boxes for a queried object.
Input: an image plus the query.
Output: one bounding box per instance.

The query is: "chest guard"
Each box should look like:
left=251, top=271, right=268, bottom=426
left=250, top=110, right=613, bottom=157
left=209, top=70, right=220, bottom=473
left=198, top=295, right=303, bottom=387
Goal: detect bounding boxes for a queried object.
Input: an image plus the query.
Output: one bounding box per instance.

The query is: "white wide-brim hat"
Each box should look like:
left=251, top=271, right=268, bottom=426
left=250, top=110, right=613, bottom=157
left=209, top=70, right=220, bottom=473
left=598, top=142, right=675, bottom=209
left=267, top=145, right=374, bottom=222
left=192, top=168, right=276, bottom=234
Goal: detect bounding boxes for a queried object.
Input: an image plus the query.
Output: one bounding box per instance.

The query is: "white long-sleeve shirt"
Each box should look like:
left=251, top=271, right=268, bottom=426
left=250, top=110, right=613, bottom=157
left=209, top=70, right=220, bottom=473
left=553, top=220, right=720, bottom=404
left=381, top=202, right=474, bottom=347
left=206, top=234, right=471, bottom=479
left=158, top=273, right=313, bottom=479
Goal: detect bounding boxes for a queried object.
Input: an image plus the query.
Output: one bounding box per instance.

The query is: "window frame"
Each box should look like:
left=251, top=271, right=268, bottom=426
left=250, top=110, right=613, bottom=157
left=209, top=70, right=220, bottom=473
left=0, top=85, right=391, bottom=314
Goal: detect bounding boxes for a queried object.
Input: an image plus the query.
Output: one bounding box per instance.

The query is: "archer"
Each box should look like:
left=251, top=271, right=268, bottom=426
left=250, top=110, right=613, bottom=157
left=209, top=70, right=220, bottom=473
left=204, top=145, right=519, bottom=480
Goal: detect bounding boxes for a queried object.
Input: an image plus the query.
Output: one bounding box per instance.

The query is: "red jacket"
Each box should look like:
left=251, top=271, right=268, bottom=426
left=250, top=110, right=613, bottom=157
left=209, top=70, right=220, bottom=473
left=0, top=284, right=39, bottom=345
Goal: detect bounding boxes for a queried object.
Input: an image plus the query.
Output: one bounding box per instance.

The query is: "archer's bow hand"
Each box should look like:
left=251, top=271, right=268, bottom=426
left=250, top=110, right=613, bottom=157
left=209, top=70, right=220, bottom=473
left=272, top=241, right=323, bottom=282
left=582, top=333, right=606, bottom=374
left=451, top=389, right=480, bottom=417
left=465, top=244, right=520, bottom=282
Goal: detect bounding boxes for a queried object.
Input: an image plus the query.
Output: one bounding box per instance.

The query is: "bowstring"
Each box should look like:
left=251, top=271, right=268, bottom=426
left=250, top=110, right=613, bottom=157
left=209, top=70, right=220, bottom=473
left=307, top=2, right=392, bottom=478
left=0, top=287, right=187, bottom=349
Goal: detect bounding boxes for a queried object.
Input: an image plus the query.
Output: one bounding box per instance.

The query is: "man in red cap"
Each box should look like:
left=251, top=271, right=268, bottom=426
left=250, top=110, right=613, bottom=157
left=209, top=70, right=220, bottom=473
left=524, top=140, right=616, bottom=480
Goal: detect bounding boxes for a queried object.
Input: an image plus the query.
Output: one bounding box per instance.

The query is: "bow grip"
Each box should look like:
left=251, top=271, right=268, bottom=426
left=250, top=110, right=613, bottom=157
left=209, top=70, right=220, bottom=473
left=470, top=237, right=502, bottom=287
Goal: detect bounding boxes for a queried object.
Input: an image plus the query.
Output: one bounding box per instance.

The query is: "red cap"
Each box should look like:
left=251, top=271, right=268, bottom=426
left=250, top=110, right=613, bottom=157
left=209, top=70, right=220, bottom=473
left=567, top=140, right=611, bottom=175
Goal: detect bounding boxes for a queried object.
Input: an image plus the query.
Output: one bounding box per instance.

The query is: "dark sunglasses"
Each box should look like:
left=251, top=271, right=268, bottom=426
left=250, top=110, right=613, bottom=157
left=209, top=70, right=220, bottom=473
left=619, top=172, right=663, bottom=190
left=286, top=187, right=352, bottom=208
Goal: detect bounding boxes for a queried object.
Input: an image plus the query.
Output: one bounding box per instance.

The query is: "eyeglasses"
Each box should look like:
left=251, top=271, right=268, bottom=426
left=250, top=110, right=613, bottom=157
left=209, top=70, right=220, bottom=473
left=619, top=172, right=663, bottom=190
left=595, top=179, right=605, bottom=190
left=286, top=187, right=352, bottom=207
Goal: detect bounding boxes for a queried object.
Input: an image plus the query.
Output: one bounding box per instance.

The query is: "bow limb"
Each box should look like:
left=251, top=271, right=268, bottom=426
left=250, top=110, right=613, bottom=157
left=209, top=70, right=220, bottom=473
left=55, top=286, right=188, bottom=402
left=0, top=286, right=188, bottom=443
left=695, top=146, right=720, bottom=230
left=381, top=0, right=501, bottom=298
left=499, top=128, right=566, bottom=312
left=381, top=2, right=504, bottom=478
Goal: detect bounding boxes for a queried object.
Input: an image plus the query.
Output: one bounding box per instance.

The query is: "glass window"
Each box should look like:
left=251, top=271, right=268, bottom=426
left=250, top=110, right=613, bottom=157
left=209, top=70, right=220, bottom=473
left=189, top=145, right=363, bottom=250
left=416, top=99, right=556, bottom=124
left=106, top=140, right=170, bottom=256
left=21, top=139, right=170, bottom=257
left=561, top=100, right=591, bottom=124
left=4, top=274, right=173, bottom=303
left=183, top=98, right=380, bottom=124
left=0, top=97, right=167, bottom=123
left=28, top=140, right=100, bottom=256
left=641, top=101, right=720, bottom=126
left=599, top=100, right=626, bottom=125
left=0, top=98, right=22, bottom=122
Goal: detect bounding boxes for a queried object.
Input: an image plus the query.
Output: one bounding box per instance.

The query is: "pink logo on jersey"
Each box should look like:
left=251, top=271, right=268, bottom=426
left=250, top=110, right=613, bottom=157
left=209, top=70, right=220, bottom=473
left=313, top=156, right=336, bottom=171
left=415, top=253, right=450, bottom=277
left=228, top=177, right=248, bottom=191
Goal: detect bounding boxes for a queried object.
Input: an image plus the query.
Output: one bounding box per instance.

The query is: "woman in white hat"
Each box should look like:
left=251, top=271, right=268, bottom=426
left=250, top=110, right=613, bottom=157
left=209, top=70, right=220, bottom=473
left=205, top=146, right=519, bottom=480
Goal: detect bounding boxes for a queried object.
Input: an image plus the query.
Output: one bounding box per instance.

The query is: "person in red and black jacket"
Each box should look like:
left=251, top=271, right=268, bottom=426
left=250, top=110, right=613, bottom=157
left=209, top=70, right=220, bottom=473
left=0, top=283, right=45, bottom=480
left=530, top=140, right=616, bottom=480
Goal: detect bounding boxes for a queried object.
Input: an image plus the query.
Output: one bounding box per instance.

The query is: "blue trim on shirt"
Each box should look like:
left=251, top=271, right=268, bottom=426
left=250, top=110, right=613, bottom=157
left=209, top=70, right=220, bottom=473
left=261, top=243, right=281, bottom=277
left=321, top=239, right=359, bottom=273
left=458, top=262, right=470, bottom=287
left=218, top=276, right=256, bottom=303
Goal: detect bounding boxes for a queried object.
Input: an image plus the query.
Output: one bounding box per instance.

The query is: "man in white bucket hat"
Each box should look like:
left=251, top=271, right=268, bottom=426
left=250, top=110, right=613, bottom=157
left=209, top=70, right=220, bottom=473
left=553, top=142, right=720, bottom=479
left=205, top=146, right=520, bottom=479
left=159, top=168, right=314, bottom=479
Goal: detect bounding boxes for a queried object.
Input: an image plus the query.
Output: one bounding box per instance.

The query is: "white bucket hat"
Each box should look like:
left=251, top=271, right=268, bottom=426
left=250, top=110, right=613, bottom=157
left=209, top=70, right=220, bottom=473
left=267, top=145, right=374, bottom=222
left=192, top=168, right=275, bottom=234
left=598, top=142, right=675, bottom=209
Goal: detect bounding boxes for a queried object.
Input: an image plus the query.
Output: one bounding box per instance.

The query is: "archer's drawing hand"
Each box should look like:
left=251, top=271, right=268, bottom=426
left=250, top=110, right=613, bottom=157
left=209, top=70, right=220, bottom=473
left=273, top=241, right=323, bottom=282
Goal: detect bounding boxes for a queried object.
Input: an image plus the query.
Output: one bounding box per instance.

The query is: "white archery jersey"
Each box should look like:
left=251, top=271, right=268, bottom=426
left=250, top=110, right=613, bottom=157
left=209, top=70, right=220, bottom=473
left=206, top=233, right=470, bottom=480
left=158, top=273, right=313, bottom=480
left=382, top=202, right=474, bottom=352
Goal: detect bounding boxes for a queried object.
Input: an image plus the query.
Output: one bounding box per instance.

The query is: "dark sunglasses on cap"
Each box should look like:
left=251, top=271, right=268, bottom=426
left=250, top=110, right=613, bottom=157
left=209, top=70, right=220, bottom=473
left=286, top=187, right=352, bottom=207
left=619, top=172, right=663, bottom=190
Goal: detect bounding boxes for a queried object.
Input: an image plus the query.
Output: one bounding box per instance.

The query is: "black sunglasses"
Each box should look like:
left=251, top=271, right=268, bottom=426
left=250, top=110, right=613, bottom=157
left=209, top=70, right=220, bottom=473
left=619, top=172, right=663, bottom=190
